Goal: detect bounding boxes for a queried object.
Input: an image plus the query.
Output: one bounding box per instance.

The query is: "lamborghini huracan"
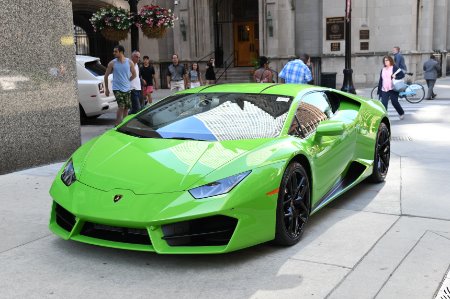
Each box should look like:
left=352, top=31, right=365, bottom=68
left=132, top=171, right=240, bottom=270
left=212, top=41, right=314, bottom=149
left=49, top=83, right=390, bottom=254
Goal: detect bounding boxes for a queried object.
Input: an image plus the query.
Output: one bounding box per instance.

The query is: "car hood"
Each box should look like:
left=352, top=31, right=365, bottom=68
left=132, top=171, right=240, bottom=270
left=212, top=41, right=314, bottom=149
left=77, top=130, right=272, bottom=194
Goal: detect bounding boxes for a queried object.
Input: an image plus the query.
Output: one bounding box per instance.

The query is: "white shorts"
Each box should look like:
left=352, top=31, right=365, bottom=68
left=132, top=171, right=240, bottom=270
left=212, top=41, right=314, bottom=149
left=170, top=80, right=185, bottom=91
left=190, top=81, right=201, bottom=88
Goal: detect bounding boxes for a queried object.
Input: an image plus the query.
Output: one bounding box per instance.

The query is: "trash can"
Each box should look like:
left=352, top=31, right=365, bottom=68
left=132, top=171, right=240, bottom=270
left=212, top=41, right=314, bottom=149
left=320, top=72, right=337, bottom=89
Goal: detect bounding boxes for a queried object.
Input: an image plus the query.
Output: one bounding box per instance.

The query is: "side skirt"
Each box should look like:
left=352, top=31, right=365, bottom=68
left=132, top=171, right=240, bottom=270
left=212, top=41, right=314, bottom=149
left=311, top=161, right=369, bottom=214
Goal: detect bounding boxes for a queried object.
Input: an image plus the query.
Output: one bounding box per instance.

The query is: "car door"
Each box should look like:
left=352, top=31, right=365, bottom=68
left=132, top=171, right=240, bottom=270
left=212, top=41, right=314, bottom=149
left=289, top=91, right=355, bottom=206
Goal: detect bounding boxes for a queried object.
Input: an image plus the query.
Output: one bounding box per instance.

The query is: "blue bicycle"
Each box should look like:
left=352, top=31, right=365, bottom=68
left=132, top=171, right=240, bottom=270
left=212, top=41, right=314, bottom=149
left=371, top=73, right=425, bottom=103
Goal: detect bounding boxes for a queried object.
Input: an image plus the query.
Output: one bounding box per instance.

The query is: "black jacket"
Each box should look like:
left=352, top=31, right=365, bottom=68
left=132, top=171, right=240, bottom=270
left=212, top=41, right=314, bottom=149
left=377, top=65, right=404, bottom=95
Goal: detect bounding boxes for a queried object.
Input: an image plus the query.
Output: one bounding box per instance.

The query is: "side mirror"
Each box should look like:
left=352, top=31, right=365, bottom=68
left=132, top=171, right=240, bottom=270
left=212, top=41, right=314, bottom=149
left=315, top=121, right=345, bottom=138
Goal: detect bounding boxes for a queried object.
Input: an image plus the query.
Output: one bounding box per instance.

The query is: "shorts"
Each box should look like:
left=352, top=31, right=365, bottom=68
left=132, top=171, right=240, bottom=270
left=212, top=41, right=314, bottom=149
left=143, top=85, right=153, bottom=96
left=190, top=81, right=201, bottom=88
left=170, top=80, right=185, bottom=91
left=113, top=90, right=131, bottom=109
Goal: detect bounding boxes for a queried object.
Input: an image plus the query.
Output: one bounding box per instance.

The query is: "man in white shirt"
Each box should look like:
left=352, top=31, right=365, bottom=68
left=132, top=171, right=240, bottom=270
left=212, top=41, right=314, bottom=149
left=130, top=50, right=142, bottom=114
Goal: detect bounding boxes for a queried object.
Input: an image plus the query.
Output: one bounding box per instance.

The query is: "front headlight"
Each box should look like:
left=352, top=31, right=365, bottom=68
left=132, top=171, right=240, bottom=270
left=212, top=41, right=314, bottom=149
left=189, top=171, right=251, bottom=199
left=61, top=159, right=76, bottom=186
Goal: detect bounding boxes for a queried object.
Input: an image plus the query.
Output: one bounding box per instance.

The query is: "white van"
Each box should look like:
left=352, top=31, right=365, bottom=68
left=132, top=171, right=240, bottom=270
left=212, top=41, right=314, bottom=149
left=76, top=55, right=117, bottom=118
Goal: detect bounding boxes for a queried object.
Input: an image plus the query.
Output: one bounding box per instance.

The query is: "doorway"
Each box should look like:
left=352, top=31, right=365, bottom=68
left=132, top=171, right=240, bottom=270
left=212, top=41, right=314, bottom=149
left=233, top=22, right=259, bottom=66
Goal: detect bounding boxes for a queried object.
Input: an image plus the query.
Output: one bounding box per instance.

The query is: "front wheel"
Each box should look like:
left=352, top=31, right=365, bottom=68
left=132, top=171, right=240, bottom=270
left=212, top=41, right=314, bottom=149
left=369, top=122, right=390, bottom=183
left=274, top=162, right=311, bottom=246
left=404, top=83, right=425, bottom=103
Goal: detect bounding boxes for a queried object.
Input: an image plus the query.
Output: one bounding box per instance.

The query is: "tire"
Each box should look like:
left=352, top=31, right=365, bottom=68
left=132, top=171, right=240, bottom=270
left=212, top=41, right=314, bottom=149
left=405, top=83, right=425, bottom=103
left=79, top=104, right=87, bottom=120
left=369, top=122, right=390, bottom=183
left=370, top=85, right=379, bottom=100
left=274, top=162, right=311, bottom=246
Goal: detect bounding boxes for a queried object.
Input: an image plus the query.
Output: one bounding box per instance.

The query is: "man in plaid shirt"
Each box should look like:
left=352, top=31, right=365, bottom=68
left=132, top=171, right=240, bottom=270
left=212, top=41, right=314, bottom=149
left=279, top=56, right=313, bottom=84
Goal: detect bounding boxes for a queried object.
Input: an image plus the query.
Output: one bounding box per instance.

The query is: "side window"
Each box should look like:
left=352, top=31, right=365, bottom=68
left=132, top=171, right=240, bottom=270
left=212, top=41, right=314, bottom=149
left=302, top=92, right=333, bottom=118
left=289, top=92, right=330, bottom=138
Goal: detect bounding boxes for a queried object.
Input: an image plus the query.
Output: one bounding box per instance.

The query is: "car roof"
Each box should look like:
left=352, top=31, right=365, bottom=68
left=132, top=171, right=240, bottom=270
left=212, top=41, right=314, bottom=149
left=181, top=83, right=316, bottom=98
left=76, top=55, right=100, bottom=63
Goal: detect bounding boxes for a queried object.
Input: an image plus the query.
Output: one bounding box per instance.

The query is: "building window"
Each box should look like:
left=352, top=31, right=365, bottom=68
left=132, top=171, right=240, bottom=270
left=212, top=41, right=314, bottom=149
left=74, top=26, right=89, bottom=55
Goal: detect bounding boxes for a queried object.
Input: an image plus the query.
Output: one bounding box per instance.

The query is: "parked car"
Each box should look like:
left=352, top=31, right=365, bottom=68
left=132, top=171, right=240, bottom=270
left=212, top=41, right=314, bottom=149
left=76, top=55, right=117, bottom=118
left=50, top=83, right=391, bottom=254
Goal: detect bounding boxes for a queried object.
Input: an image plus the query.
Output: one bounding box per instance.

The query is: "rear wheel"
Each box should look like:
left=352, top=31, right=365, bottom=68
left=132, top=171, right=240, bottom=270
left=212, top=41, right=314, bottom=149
left=369, top=122, right=390, bottom=183
left=274, top=162, right=310, bottom=246
left=405, top=83, right=425, bottom=103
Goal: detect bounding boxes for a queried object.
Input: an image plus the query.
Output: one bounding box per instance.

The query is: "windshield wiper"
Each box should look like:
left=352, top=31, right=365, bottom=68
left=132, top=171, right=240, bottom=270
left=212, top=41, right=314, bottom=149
left=164, top=137, right=208, bottom=141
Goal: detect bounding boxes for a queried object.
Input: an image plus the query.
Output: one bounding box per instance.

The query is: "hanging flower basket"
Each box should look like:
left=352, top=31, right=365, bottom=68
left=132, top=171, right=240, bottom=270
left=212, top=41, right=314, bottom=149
left=101, top=27, right=129, bottom=41
left=135, top=5, right=176, bottom=39
left=90, top=7, right=132, bottom=41
left=141, top=26, right=166, bottom=38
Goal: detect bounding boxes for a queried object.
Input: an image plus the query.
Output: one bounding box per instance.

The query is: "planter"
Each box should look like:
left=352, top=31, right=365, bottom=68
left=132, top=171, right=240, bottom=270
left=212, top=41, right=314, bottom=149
left=101, top=28, right=129, bottom=41
left=141, top=26, right=166, bottom=38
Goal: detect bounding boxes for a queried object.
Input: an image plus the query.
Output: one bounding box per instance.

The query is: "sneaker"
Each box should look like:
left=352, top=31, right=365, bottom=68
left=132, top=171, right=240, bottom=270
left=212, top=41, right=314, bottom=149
left=399, top=114, right=404, bottom=120
left=432, top=93, right=437, bottom=99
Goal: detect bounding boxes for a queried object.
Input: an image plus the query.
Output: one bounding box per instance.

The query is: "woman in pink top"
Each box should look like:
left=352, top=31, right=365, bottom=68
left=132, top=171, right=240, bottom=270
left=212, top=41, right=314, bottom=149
left=377, top=55, right=405, bottom=120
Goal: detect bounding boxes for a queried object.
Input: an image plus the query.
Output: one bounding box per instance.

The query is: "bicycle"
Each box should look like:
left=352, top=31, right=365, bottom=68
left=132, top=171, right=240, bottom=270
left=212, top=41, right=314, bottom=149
left=370, top=73, right=425, bottom=103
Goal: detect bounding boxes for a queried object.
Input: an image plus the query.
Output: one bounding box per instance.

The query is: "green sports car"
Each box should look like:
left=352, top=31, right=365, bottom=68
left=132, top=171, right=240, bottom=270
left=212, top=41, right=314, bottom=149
left=49, top=83, right=390, bottom=254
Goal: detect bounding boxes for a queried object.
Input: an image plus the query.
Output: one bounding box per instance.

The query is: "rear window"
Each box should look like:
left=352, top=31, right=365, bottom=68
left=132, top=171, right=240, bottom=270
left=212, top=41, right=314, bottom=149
left=84, top=61, right=106, bottom=76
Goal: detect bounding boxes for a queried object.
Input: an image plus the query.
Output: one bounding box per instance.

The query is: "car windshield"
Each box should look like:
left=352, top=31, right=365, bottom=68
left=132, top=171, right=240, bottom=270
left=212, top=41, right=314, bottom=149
left=84, top=61, right=106, bottom=76
left=117, top=93, right=293, bottom=141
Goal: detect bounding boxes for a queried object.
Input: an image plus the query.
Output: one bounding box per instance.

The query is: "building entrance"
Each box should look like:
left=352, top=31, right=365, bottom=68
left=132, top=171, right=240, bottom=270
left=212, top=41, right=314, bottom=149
left=233, top=21, right=259, bottom=66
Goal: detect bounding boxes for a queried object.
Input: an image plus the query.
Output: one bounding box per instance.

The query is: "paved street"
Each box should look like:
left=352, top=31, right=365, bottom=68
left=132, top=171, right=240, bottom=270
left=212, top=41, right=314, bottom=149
left=1, top=79, right=450, bottom=298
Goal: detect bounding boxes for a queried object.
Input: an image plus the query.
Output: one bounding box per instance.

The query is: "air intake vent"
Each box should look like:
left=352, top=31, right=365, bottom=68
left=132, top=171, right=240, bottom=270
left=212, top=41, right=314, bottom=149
left=81, top=222, right=151, bottom=245
left=162, top=215, right=238, bottom=246
left=55, top=203, right=76, bottom=232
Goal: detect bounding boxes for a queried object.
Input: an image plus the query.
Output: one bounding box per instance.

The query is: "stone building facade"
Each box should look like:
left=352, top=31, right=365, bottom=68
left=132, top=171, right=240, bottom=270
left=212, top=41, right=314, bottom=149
left=73, top=0, right=449, bottom=87
left=0, top=1, right=80, bottom=174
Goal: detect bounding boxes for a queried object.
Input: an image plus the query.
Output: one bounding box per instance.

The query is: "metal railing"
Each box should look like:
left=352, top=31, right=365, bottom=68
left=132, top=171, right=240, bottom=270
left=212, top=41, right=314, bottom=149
left=196, top=51, right=215, bottom=64
left=216, top=52, right=235, bottom=83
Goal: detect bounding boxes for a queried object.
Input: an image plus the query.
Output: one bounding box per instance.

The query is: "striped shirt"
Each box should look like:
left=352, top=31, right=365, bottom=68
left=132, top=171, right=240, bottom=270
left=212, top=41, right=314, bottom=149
left=279, top=59, right=312, bottom=84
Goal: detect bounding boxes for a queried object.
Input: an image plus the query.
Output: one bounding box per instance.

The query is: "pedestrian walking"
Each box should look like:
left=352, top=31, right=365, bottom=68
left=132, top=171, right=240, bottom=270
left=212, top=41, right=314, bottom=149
left=104, top=45, right=137, bottom=126
left=278, top=55, right=312, bottom=84
left=167, top=54, right=187, bottom=91
left=300, top=53, right=314, bottom=85
left=423, top=55, right=441, bottom=100
left=140, top=56, right=157, bottom=105
left=392, top=46, right=407, bottom=73
left=188, top=62, right=203, bottom=88
left=130, top=50, right=142, bottom=114
left=377, top=55, right=405, bottom=120
left=253, top=56, right=273, bottom=83
left=205, top=58, right=216, bottom=85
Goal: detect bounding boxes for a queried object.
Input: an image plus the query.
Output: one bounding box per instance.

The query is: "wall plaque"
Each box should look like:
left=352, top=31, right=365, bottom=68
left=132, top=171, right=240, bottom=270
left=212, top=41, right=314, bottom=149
left=326, top=17, right=345, bottom=40
left=331, top=42, right=341, bottom=51
left=360, top=42, right=369, bottom=50
left=360, top=30, right=369, bottom=40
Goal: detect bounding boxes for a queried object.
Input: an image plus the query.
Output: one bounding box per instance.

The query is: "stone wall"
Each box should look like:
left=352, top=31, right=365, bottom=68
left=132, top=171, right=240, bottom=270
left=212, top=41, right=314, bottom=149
left=0, top=1, right=80, bottom=174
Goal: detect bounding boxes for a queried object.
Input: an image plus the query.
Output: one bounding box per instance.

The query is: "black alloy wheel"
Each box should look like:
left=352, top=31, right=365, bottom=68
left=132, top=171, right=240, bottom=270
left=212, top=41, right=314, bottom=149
left=274, top=162, right=310, bottom=246
left=369, top=122, right=390, bottom=183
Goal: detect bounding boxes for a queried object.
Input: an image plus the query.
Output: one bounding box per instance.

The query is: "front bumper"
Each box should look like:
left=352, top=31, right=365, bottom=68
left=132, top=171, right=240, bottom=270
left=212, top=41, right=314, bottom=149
left=49, top=163, right=284, bottom=254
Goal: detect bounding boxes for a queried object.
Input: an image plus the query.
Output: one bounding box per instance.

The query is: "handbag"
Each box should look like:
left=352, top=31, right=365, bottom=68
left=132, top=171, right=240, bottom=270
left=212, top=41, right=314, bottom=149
left=392, top=69, right=407, bottom=91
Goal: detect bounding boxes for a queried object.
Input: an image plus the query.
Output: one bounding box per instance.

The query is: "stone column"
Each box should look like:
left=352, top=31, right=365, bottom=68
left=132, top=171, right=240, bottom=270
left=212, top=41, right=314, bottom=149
left=418, top=0, right=435, bottom=52
left=433, top=0, right=447, bottom=51
left=0, top=1, right=80, bottom=174
left=266, top=0, right=296, bottom=58
left=295, top=0, right=322, bottom=56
